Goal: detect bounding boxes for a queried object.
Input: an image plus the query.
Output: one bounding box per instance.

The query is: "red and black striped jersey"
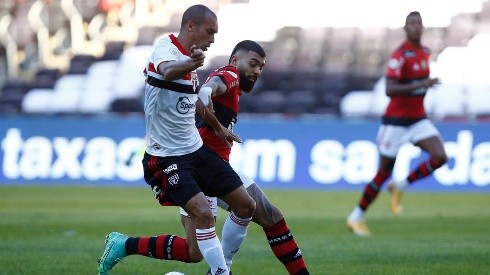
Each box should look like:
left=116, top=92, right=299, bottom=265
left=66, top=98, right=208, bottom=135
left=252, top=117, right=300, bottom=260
left=384, top=40, right=431, bottom=124
left=197, top=65, right=241, bottom=161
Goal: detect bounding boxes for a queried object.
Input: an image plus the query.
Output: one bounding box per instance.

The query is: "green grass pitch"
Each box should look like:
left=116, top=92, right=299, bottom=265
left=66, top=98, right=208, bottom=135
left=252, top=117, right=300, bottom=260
left=0, top=186, right=489, bottom=274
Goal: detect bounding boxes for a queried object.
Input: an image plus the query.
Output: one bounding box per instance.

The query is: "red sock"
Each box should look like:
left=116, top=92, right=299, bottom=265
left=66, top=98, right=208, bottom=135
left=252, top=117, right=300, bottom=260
left=125, top=235, right=190, bottom=262
left=359, top=170, right=391, bottom=210
left=264, top=219, right=309, bottom=275
left=407, top=158, right=442, bottom=183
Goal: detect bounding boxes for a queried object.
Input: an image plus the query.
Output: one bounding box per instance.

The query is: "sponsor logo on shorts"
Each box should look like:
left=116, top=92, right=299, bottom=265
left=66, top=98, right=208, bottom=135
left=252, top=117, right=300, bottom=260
left=163, top=164, right=178, bottom=174
left=168, top=174, right=179, bottom=185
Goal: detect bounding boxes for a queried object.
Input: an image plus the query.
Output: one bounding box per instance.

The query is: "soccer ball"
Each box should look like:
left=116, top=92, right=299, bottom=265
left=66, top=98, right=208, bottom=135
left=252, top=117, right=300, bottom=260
left=164, top=272, right=186, bottom=275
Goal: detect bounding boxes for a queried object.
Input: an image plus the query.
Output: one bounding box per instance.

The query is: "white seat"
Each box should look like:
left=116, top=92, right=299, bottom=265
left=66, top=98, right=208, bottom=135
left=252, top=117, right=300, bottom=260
left=369, top=77, right=389, bottom=117
left=21, top=88, right=54, bottom=113
left=50, top=75, right=86, bottom=113
left=78, top=60, right=119, bottom=113
left=112, top=45, right=153, bottom=99
left=431, top=84, right=466, bottom=119
left=466, top=86, right=490, bottom=118
left=340, top=91, right=373, bottom=117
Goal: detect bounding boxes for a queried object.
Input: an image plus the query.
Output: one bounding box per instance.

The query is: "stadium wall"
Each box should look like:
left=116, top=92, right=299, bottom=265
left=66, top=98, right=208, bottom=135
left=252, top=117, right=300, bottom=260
left=0, top=116, right=489, bottom=192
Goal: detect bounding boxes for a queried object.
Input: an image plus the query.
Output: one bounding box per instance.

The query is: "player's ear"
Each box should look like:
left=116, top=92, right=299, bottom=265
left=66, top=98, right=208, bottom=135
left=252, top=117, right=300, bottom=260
left=230, top=55, right=238, bottom=66
left=186, top=20, right=196, bottom=32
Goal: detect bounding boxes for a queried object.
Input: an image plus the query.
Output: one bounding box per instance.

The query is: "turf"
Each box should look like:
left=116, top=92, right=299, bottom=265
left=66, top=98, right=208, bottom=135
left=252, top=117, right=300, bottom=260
left=0, top=186, right=489, bottom=274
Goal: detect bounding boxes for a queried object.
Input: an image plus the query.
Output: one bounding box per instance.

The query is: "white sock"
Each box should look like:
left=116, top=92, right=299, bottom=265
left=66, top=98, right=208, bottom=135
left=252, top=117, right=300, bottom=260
left=348, top=205, right=365, bottom=222
left=396, top=179, right=409, bottom=190
left=221, top=212, right=252, bottom=271
left=196, top=227, right=229, bottom=275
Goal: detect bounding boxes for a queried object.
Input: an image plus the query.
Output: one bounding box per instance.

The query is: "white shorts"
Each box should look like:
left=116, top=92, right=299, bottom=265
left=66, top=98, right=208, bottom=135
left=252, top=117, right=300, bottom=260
left=377, top=119, right=440, bottom=158
left=179, top=170, right=255, bottom=217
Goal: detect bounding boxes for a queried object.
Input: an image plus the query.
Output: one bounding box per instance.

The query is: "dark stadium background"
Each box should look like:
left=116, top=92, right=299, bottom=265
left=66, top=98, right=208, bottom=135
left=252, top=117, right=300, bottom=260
left=1, top=0, right=489, bottom=190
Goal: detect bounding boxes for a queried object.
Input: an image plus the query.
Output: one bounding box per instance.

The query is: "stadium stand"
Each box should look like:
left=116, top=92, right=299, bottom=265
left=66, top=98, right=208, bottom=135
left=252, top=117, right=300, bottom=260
left=1, top=0, right=489, bottom=120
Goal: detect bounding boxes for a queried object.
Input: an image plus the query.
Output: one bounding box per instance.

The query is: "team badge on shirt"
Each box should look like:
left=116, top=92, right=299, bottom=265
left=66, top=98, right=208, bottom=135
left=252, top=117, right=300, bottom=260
left=169, top=48, right=179, bottom=58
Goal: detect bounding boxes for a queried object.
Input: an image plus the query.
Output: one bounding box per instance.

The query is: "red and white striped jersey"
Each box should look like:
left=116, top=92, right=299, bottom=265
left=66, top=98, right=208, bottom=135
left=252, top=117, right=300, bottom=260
left=143, top=34, right=202, bottom=157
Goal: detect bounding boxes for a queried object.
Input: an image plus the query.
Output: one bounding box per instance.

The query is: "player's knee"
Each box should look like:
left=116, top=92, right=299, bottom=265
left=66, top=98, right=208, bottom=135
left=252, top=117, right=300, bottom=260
left=432, top=154, right=448, bottom=168
left=192, top=208, right=216, bottom=228
left=187, top=246, right=203, bottom=263
left=235, top=198, right=256, bottom=218
left=253, top=205, right=284, bottom=228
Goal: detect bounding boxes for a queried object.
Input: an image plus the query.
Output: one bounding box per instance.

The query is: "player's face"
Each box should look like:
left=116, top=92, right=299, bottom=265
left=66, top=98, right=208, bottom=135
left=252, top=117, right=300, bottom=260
left=236, top=51, right=266, bottom=92
left=404, top=14, right=423, bottom=43
left=191, top=14, right=218, bottom=51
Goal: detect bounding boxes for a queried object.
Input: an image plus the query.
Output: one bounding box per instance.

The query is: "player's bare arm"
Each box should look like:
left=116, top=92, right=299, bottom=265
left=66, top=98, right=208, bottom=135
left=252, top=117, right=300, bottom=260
left=157, top=46, right=205, bottom=81
left=196, top=76, right=241, bottom=147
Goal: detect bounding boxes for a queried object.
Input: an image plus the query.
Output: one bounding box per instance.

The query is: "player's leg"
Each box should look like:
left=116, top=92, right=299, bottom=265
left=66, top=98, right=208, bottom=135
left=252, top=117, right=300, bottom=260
left=388, top=120, right=448, bottom=214
left=346, top=155, right=395, bottom=236
left=241, top=175, right=309, bottom=275
left=198, top=147, right=255, bottom=273
left=178, top=196, right=218, bottom=263
left=347, top=124, right=402, bottom=236
left=97, top=195, right=207, bottom=275
left=98, top=153, right=227, bottom=275
left=218, top=171, right=309, bottom=274
left=217, top=185, right=255, bottom=271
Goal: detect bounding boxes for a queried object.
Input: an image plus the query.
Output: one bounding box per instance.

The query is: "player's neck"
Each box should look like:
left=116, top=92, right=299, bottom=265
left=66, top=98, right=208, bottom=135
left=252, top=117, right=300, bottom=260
left=407, top=38, right=422, bottom=49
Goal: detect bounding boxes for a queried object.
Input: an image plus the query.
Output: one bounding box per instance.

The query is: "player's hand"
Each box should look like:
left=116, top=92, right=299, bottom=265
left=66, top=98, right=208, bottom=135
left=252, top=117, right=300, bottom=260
left=190, top=45, right=205, bottom=67
left=215, top=125, right=242, bottom=148
left=196, top=99, right=215, bottom=119
left=423, top=77, right=440, bottom=88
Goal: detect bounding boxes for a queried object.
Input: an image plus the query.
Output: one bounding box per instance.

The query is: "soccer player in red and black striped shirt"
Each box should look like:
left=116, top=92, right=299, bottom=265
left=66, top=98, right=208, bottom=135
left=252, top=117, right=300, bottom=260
left=347, top=11, right=448, bottom=236
left=182, top=40, right=309, bottom=275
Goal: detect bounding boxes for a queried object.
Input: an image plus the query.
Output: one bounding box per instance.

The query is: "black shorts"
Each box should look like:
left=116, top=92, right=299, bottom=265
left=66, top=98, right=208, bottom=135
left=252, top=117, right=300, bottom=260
left=142, top=145, right=242, bottom=207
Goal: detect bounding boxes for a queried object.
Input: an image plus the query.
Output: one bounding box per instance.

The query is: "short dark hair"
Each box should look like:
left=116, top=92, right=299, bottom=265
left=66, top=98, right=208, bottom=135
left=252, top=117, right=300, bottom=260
left=181, top=4, right=216, bottom=28
left=405, top=11, right=421, bottom=25
left=229, top=40, right=266, bottom=63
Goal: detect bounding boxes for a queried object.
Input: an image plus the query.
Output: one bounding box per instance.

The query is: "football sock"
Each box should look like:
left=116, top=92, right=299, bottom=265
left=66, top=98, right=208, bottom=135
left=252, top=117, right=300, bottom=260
left=125, top=234, right=190, bottom=262
left=395, top=179, right=409, bottom=190
left=359, top=170, right=391, bottom=210
left=196, top=227, right=228, bottom=275
left=264, top=219, right=309, bottom=275
left=407, top=158, right=442, bottom=184
left=348, top=205, right=365, bottom=222
left=221, top=211, right=252, bottom=270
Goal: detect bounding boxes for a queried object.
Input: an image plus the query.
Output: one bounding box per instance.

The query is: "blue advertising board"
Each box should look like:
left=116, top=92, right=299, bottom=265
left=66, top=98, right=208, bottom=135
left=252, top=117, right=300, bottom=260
left=1, top=115, right=489, bottom=192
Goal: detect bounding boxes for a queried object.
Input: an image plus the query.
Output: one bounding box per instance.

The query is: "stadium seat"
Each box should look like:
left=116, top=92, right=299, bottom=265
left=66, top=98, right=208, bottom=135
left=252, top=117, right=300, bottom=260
left=0, top=79, right=31, bottom=114
left=253, top=90, right=286, bottom=113
left=68, top=54, right=97, bottom=74
left=340, top=90, right=373, bottom=117
left=431, top=84, right=466, bottom=120
left=33, top=68, right=60, bottom=89
left=78, top=60, right=119, bottom=113
left=369, top=77, right=389, bottom=117
left=111, top=45, right=153, bottom=100
left=50, top=74, right=86, bottom=113
left=110, top=98, right=143, bottom=113
left=466, top=86, right=490, bottom=119
left=284, top=90, right=319, bottom=114
left=21, top=88, right=54, bottom=113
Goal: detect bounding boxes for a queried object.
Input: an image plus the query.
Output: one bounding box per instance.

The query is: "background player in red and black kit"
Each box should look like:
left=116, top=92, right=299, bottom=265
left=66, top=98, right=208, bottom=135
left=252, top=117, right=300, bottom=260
left=346, top=11, right=448, bottom=236
left=181, top=40, right=309, bottom=274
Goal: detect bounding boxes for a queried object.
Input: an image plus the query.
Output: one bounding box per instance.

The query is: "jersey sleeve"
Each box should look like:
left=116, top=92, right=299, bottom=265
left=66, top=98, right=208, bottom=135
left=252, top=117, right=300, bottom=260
left=210, top=67, right=240, bottom=91
left=385, top=51, right=404, bottom=80
left=152, top=38, right=181, bottom=69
